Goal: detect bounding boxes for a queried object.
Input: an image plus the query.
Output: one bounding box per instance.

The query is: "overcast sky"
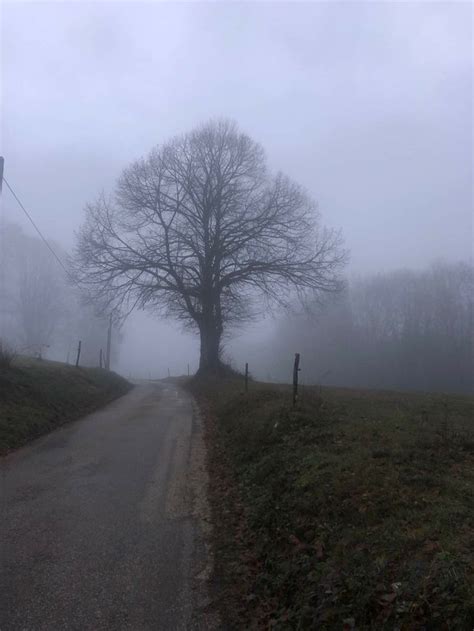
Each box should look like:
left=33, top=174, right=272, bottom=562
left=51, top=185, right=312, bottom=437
left=1, top=1, right=472, bottom=376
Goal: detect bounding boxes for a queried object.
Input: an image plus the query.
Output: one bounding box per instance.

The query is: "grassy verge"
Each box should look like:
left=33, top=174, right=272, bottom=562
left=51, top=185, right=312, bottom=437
left=0, top=356, right=132, bottom=454
left=188, top=377, right=474, bottom=630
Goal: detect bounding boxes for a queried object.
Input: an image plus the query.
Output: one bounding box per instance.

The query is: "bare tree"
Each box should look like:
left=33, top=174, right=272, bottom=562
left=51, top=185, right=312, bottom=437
left=74, top=119, right=347, bottom=373
left=17, top=244, right=65, bottom=351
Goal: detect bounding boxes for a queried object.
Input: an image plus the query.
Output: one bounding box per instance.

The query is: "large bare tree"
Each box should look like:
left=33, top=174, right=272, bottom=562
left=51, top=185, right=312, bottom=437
left=74, top=120, right=347, bottom=373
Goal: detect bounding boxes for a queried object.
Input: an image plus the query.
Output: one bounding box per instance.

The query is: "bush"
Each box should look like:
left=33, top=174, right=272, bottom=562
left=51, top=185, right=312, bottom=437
left=0, top=340, right=16, bottom=368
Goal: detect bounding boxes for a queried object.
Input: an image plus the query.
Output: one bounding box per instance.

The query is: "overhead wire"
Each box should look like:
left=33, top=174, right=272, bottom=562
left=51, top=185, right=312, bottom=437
left=2, top=173, right=117, bottom=324
left=2, top=176, right=72, bottom=279
left=1, top=171, right=116, bottom=365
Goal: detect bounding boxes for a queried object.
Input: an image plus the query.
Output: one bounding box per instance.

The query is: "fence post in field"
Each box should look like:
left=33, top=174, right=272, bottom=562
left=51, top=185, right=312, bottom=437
left=105, top=313, right=112, bottom=370
left=99, top=348, right=103, bottom=368
left=293, top=353, right=300, bottom=406
left=187, top=363, right=190, bottom=377
left=245, top=362, right=249, bottom=392
left=75, top=340, right=82, bottom=368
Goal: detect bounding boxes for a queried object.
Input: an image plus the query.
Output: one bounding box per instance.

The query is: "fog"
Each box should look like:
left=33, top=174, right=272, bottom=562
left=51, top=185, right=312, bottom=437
left=1, top=2, right=472, bottom=385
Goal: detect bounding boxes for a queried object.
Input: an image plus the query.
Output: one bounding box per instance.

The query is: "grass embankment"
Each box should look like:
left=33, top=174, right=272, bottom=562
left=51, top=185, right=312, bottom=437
left=0, top=356, right=131, bottom=454
left=188, top=378, right=474, bottom=630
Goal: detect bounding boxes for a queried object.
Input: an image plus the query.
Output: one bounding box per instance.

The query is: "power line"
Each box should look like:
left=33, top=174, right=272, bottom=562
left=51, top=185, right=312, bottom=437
left=1, top=167, right=116, bottom=368
left=2, top=171, right=117, bottom=341
left=2, top=176, right=72, bottom=279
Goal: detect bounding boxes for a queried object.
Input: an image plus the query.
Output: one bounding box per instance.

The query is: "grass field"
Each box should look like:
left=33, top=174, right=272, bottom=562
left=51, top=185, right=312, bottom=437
left=189, top=377, right=474, bottom=630
left=0, top=356, right=131, bottom=454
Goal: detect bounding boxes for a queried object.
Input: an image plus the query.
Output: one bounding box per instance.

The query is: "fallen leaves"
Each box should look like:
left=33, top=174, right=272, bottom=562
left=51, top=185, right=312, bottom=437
left=314, top=540, right=325, bottom=559
left=378, top=592, right=397, bottom=605
left=423, top=540, right=441, bottom=553
left=288, top=534, right=325, bottom=560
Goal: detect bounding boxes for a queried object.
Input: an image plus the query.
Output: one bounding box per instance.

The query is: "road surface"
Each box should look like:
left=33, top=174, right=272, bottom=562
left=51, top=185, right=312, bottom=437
left=1, top=381, right=216, bottom=630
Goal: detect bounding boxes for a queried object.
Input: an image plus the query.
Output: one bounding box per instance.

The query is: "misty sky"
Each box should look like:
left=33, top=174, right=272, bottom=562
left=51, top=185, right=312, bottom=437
left=1, top=1, right=472, bottom=377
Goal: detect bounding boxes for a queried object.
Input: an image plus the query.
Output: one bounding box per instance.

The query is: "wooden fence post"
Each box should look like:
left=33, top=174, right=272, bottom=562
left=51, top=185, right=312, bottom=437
left=293, top=353, right=300, bottom=406
left=105, top=313, right=112, bottom=370
left=187, top=363, right=190, bottom=376
left=245, top=362, right=249, bottom=392
left=75, top=340, right=82, bottom=368
left=99, top=348, right=103, bottom=368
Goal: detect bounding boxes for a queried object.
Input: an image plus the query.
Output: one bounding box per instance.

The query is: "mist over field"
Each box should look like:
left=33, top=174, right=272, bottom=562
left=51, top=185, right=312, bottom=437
left=1, top=1, right=472, bottom=390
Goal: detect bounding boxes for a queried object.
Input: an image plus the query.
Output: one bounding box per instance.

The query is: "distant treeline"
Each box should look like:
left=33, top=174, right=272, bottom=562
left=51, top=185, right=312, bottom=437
left=268, top=261, right=473, bottom=394
left=0, top=221, right=121, bottom=365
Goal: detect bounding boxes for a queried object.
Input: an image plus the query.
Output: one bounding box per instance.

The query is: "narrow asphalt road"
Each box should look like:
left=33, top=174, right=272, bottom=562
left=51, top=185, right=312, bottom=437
left=1, top=381, right=215, bottom=631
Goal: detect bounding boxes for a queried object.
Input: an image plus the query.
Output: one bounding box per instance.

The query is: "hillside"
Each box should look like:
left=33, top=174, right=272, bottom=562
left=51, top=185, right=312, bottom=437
left=0, top=357, right=131, bottom=454
left=189, top=378, right=474, bottom=630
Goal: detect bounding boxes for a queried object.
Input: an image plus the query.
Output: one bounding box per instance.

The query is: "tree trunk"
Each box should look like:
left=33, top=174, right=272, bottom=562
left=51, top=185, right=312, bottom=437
left=198, top=319, right=222, bottom=374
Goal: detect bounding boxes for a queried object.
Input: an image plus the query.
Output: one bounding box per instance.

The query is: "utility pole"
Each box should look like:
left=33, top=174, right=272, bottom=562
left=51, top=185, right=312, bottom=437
left=105, top=313, right=112, bottom=370
left=0, top=157, right=4, bottom=193
left=75, top=340, right=82, bottom=367
left=0, top=157, right=5, bottom=340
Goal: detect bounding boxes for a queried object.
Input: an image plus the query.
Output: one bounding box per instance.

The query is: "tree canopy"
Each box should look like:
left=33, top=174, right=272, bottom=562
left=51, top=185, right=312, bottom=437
left=74, top=119, right=347, bottom=373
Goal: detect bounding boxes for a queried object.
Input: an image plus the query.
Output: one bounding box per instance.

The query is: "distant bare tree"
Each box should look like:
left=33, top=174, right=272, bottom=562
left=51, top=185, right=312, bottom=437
left=74, top=119, right=347, bottom=373
left=267, top=261, right=473, bottom=394
left=17, top=245, right=65, bottom=351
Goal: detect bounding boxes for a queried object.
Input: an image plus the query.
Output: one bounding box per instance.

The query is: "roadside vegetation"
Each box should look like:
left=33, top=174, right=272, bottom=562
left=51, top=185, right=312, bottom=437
left=189, top=377, right=474, bottom=629
left=0, top=355, right=131, bottom=454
